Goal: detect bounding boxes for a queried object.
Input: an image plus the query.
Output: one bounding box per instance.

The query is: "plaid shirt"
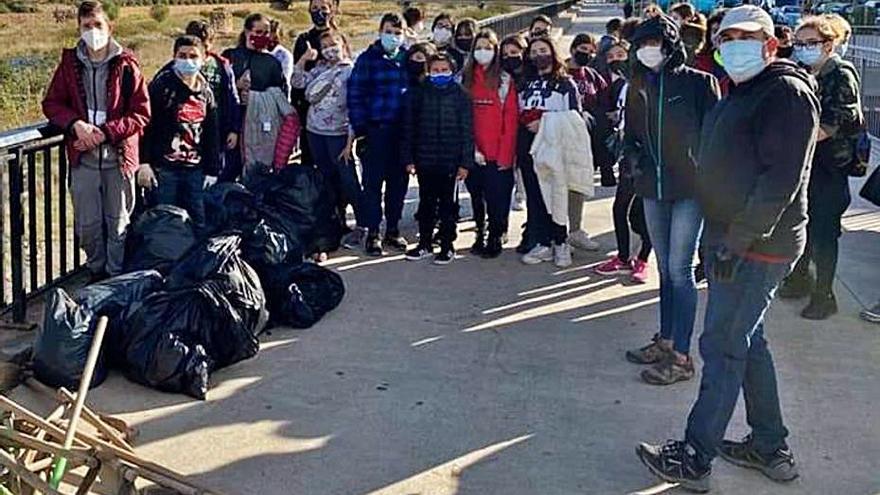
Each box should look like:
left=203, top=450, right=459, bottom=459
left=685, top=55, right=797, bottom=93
left=347, top=42, right=408, bottom=136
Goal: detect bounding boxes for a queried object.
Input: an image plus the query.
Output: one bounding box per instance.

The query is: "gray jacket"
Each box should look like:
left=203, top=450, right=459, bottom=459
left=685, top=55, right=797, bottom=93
left=76, top=39, right=124, bottom=169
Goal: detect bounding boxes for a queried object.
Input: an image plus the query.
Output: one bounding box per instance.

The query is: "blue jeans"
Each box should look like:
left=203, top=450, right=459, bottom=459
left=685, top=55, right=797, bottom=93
left=307, top=131, right=364, bottom=228
left=643, top=198, right=703, bottom=354
left=359, top=124, right=408, bottom=234
left=685, top=254, right=794, bottom=468
left=155, top=167, right=206, bottom=234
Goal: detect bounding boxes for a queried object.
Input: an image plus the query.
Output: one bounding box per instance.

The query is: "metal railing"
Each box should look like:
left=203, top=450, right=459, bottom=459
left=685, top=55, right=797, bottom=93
left=847, top=42, right=880, bottom=136
left=477, top=0, right=579, bottom=35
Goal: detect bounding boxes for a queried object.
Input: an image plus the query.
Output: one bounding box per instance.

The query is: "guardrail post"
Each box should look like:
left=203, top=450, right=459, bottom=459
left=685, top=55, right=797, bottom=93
left=8, top=147, right=26, bottom=323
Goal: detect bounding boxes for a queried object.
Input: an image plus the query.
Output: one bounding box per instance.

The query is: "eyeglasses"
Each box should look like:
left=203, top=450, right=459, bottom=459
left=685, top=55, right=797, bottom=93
left=793, top=40, right=825, bottom=48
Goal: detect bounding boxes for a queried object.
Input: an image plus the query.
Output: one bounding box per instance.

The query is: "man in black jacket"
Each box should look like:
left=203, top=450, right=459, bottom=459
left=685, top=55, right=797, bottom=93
left=635, top=7, right=819, bottom=492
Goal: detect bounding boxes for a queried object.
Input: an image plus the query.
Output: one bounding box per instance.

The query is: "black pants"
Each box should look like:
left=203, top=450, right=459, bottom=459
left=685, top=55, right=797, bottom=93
left=465, top=161, right=514, bottom=239
left=790, top=165, right=851, bottom=294
left=517, top=126, right=567, bottom=246
left=612, top=176, right=652, bottom=262
left=417, top=170, right=458, bottom=248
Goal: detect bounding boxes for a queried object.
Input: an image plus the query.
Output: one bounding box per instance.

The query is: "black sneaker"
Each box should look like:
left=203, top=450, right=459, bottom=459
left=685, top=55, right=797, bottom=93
left=470, top=233, right=486, bottom=255
left=801, top=292, right=838, bottom=320
left=482, top=235, right=503, bottom=259
left=433, top=247, right=455, bottom=265
left=778, top=274, right=813, bottom=299
left=383, top=231, right=409, bottom=251
left=405, top=244, right=433, bottom=261
left=365, top=234, right=383, bottom=257
left=719, top=435, right=799, bottom=483
left=636, top=440, right=711, bottom=493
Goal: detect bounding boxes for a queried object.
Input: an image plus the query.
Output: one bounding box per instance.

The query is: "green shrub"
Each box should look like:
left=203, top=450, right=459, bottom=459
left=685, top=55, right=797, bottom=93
left=102, top=0, right=120, bottom=20
left=150, top=3, right=169, bottom=22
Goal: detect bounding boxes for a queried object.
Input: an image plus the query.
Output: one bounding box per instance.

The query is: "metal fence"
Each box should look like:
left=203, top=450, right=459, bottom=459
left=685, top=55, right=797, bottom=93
left=477, top=0, right=579, bottom=34
left=847, top=40, right=880, bottom=136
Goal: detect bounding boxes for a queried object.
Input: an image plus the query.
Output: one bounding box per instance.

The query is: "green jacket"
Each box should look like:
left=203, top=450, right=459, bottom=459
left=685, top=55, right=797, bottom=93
left=815, top=55, right=862, bottom=170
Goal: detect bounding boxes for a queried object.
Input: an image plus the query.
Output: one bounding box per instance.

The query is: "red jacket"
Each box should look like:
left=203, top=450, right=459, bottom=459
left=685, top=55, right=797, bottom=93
left=470, top=66, right=518, bottom=170
left=42, top=47, right=151, bottom=176
left=694, top=52, right=731, bottom=97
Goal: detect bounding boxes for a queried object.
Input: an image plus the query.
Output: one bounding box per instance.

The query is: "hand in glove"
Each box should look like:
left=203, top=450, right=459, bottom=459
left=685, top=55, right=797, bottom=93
left=203, top=174, right=218, bottom=190
left=711, top=246, right=742, bottom=283
left=137, top=164, right=158, bottom=190
left=474, top=151, right=487, bottom=166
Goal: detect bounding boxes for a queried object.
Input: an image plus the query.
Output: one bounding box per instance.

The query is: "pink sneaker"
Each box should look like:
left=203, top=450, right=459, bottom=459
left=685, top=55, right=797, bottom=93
left=631, top=259, right=649, bottom=284
left=595, top=256, right=632, bottom=276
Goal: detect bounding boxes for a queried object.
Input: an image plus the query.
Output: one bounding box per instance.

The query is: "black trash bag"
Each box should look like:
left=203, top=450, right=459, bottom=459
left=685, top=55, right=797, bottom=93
left=260, top=262, right=345, bottom=329
left=165, top=235, right=241, bottom=290
left=204, top=182, right=261, bottom=235
left=247, top=167, right=342, bottom=256
left=124, top=205, right=198, bottom=274
left=241, top=221, right=301, bottom=269
left=33, top=289, right=109, bottom=390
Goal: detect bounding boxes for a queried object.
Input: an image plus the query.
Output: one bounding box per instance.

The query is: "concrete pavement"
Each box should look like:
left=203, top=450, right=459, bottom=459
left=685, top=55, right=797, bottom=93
left=10, top=3, right=880, bottom=494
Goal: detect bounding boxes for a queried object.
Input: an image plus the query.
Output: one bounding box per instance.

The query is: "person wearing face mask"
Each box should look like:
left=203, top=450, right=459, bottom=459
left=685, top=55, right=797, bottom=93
left=622, top=15, right=720, bottom=386
left=778, top=17, right=862, bottom=319
left=292, top=30, right=363, bottom=248
left=431, top=13, right=460, bottom=65
left=774, top=25, right=794, bottom=59
left=402, top=6, right=425, bottom=49
left=500, top=35, right=530, bottom=218
left=222, top=13, right=288, bottom=111
left=42, top=1, right=151, bottom=283
left=140, top=36, right=220, bottom=234
left=528, top=15, right=553, bottom=40
left=452, top=18, right=478, bottom=75
left=636, top=6, right=819, bottom=490
left=598, top=18, right=624, bottom=52
left=461, top=29, right=519, bottom=258
left=405, top=42, right=436, bottom=88
left=517, top=37, right=590, bottom=268
left=348, top=13, right=410, bottom=256
left=680, top=15, right=707, bottom=66
left=402, top=54, right=474, bottom=265
left=695, top=9, right=731, bottom=95
left=824, top=13, right=852, bottom=58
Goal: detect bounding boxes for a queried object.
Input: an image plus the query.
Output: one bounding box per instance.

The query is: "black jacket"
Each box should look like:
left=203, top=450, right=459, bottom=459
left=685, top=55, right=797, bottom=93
left=697, top=60, right=820, bottom=259
left=221, top=47, right=288, bottom=97
left=401, top=81, right=474, bottom=174
left=142, top=68, right=221, bottom=175
left=624, top=15, right=721, bottom=201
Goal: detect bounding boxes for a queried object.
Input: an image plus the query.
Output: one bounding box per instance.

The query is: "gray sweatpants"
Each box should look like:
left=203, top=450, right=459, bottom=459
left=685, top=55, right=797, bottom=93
left=70, top=166, right=135, bottom=276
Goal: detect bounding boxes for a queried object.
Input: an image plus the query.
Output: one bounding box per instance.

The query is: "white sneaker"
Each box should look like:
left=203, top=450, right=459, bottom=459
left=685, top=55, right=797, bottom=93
left=512, top=198, right=526, bottom=211
left=521, top=244, right=553, bottom=264
left=554, top=242, right=572, bottom=268
left=568, top=230, right=600, bottom=251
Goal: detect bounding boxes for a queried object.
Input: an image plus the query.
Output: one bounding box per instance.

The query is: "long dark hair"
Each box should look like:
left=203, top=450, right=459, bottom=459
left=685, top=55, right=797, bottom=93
left=238, top=13, right=268, bottom=48
left=462, top=29, right=502, bottom=91
left=524, top=36, right=568, bottom=81
left=500, top=33, right=528, bottom=83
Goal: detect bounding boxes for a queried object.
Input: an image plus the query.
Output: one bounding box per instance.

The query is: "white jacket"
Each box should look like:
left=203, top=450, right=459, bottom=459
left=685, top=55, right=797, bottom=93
left=529, top=110, right=594, bottom=227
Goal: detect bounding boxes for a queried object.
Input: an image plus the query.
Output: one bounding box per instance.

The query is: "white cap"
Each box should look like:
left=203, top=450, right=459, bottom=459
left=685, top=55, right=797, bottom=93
left=717, top=5, right=775, bottom=39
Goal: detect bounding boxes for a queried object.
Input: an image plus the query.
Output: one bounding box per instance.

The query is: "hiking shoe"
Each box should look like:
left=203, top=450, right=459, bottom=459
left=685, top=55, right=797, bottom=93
left=482, top=235, right=503, bottom=259
left=641, top=354, right=695, bottom=386
left=778, top=275, right=813, bottom=299
left=405, top=244, right=433, bottom=261
left=341, top=227, right=366, bottom=250
left=860, top=301, right=880, bottom=324
left=719, top=435, right=799, bottom=483
left=596, top=256, right=631, bottom=276
left=568, top=230, right=600, bottom=251
left=636, top=440, right=711, bottom=493
left=522, top=244, right=553, bottom=265
left=631, top=259, right=649, bottom=284
left=626, top=336, right=669, bottom=365
left=801, top=292, right=838, bottom=320
left=554, top=242, right=573, bottom=268
left=434, top=247, right=455, bottom=265
left=383, top=231, right=409, bottom=251
left=365, top=234, right=383, bottom=257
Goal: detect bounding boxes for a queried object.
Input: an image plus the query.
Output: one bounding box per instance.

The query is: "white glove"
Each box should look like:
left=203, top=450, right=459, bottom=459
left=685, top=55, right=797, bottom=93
left=203, top=175, right=218, bottom=190
left=137, top=164, right=157, bottom=189
left=475, top=151, right=487, bottom=166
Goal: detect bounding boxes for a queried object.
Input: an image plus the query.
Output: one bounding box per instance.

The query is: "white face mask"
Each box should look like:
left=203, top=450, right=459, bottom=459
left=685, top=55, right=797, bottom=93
left=636, top=46, right=665, bottom=69
left=474, top=48, right=495, bottom=66
left=433, top=27, right=453, bottom=45
left=81, top=28, right=110, bottom=52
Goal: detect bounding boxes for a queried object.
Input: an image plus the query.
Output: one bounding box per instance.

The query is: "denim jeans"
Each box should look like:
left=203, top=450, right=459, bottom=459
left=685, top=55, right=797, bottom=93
left=685, top=253, right=794, bottom=469
left=359, top=124, right=408, bottom=234
left=307, top=131, right=365, bottom=228
left=643, top=198, right=703, bottom=354
left=155, top=166, right=206, bottom=234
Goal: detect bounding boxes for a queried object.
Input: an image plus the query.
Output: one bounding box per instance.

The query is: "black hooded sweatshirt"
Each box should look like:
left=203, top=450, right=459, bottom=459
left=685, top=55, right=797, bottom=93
left=697, top=59, right=820, bottom=260
left=623, top=15, right=721, bottom=201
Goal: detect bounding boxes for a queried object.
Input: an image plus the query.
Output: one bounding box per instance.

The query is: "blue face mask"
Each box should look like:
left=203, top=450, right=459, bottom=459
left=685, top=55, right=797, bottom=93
left=719, top=40, right=767, bottom=84
left=174, top=58, right=202, bottom=77
left=380, top=33, right=404, bottom=54
left=794, top=45, right=823, bottom=67
left=429, top=72, right=454, bottom=86
left=836, top=42, right=849, bottom=58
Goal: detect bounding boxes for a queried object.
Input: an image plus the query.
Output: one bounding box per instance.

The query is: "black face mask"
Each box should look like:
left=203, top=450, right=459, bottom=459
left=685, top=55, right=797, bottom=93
left=532, top=54, right=554, bottom=71
left=609, top=60, right=629, bottom=78
left=530, top=29, right=549, bottom=39
left=777, top=46, right=793, bottom=59
left=574, top=51, right=594, bottom=67
left=407, top=60, right=426, bottom=79
left=502, top=55, right=523, bottom=73
left=310, top=10, right=329, bottom=27
left=456, top=37, right=474, bottom=52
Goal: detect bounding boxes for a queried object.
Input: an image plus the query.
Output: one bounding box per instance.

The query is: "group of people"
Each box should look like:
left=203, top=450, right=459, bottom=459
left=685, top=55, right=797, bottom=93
left=38, top=0, right=876, bottom=492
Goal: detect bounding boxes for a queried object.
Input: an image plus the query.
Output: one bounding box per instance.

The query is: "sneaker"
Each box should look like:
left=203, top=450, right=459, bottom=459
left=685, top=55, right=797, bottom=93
left=405, top=244, right=433, bottom=261
left=801, top=292, right=838, bottom=320
left=631, top=259, right=649, bottom=284
left=641, top=354, right=695, bottom=386
left=512, top=198, right=526, bottom=211
left=719, top=434, right=799, bottom=483
left=778, top=274, right=813, bottom=299
left=341, top=227, right=365, bottom=250
left=636, top=441, right=711, bottom=493
left=595, top=256, right=631, bottom=276
left=860, top=301, right=880, bottom=323
left=625, top=336, right=669, bottom=365
left=554, top=242, right=572, bottom=268
left=521, top=244, right=553, bottom=265
left=365, top=234, right=383, bottom=257
left=383, top=231, right=409, bottom=251
left=434, top=247, right=455, bottom=265
left=482, top=235, right=503, bottom=259
left=568, top=230, right=600, bottom=251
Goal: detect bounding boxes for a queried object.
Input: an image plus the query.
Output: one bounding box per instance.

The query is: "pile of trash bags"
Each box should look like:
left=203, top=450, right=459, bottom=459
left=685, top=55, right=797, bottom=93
left=33, top=168, right=346, bottom=399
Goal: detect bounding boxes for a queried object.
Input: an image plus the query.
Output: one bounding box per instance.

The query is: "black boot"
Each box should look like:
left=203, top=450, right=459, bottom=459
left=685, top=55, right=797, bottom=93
left=801, top=291, right=838, bottom=320
left=365, top=232, right=383, bottom=257
left=778, top=273, right=813, bottom=299
left=470, top=226, right=486, bottom=255
left=482, top=234, right=503, bottom=259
